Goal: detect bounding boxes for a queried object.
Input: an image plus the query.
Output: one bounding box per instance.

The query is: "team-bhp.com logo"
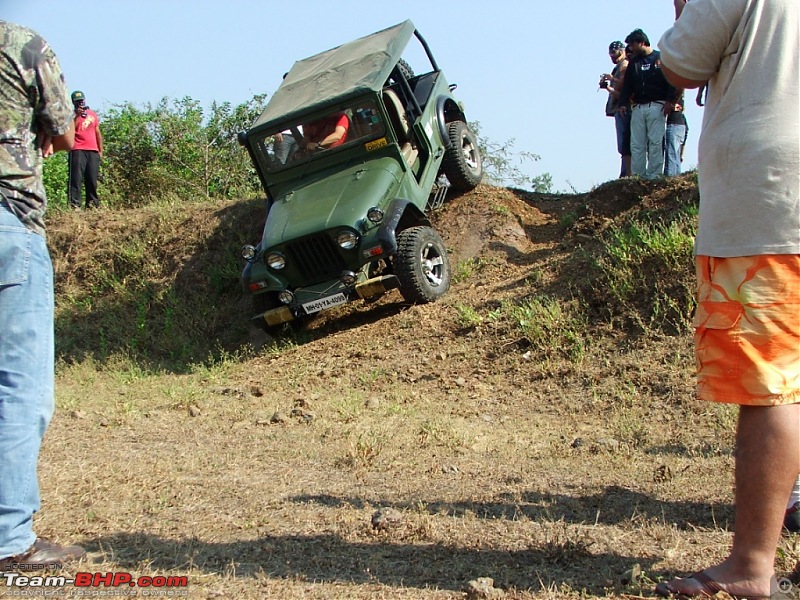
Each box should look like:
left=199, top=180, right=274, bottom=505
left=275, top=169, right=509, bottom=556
left=2, top=571, right=188, bottom=596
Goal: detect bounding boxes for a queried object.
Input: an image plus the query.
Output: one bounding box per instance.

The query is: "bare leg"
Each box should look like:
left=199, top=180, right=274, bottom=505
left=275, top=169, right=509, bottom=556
left=659, top=403, right=800, bottom=597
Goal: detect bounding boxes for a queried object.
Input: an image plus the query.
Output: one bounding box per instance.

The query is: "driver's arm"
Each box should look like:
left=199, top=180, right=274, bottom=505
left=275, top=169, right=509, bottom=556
left=318, top=124, right=347, bottom=149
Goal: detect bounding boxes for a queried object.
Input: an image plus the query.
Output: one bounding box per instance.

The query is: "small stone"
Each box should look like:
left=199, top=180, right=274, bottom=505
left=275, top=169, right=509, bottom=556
left=69, top=410, right=87, bottom=420
left=571, top=438, right=584, bottom=449
left=521, top=351, right=532, bottom=361
left=364, top=397, right=381, bottom=410
left=441, top=464, right=459, bottom=474
left=270, top=411, right=288, bottom=424
left=596, top=437, right=620, bottom=451
left=291, top=407, right=315, bottom=423
left=464, top=577, right=504, bottom=599
left=371, top=507, right=403, bottom=530
left=188, top=405, right=201, bottom=417
left=619, top=563, right=642, bottom=586
left=455, top=377, right=467, bottom=387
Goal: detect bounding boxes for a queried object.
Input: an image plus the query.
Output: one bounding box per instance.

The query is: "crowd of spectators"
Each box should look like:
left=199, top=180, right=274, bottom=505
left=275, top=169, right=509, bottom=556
left=599, top=29, right=687, bottom=179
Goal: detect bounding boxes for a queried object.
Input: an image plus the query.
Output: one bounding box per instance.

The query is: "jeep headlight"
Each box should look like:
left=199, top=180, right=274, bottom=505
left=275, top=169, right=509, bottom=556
left=241, top=245, right=257, bottom=261
left=266, top=252, right=286, bottom=270
left=367, top=207, right=384, bottom=224
left=336, top=230, right=359, bottom=250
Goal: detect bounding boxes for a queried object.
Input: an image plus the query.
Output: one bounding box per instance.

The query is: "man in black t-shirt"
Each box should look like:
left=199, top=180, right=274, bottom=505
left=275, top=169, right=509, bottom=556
left=617, top=29, right=681, bottom=179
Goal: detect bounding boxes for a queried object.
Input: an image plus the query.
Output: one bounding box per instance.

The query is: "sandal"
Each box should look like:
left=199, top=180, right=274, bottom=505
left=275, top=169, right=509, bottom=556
left=655, top=570, right=770, bottom=599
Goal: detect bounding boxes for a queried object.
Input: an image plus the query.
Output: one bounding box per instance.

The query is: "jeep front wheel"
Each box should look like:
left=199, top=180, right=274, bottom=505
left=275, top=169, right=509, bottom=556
left=394, top=226, right=451, bottom=303
left=442, top=121, right=483, bottom=192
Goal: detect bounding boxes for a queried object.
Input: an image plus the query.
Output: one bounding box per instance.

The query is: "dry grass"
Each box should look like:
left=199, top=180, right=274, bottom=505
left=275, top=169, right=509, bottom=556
left=4, top=177, right=797, bottom=599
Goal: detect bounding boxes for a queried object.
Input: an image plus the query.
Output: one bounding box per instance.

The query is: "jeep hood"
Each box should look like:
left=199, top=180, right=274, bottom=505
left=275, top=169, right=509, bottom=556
left=263, top=161, right=402, bottom=245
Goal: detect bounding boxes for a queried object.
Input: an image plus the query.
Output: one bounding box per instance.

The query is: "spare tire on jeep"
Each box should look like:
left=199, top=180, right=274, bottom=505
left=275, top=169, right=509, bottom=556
left=442, top=121, right=483, bottom=192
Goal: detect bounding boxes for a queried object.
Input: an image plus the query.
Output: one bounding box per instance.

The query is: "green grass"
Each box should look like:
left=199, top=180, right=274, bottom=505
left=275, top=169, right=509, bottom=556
left=590, top=205, right=697, bottom=333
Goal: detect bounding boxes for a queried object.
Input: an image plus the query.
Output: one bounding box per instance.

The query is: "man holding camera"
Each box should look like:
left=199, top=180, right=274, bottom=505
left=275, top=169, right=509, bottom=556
left=600, top=41, right=631, bottom=178
left=68, top=90, right=103, bottom=209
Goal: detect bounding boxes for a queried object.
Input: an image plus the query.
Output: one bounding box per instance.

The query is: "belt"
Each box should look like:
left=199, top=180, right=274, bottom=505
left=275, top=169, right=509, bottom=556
left=634, top=101, right=666, bottom=107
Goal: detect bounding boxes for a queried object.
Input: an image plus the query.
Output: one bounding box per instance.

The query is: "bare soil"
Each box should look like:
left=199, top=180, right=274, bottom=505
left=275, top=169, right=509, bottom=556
left=4, top=177, right=797, bottom=599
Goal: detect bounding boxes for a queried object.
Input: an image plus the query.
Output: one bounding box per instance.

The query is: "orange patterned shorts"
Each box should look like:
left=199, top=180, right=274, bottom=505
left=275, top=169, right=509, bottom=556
left=694, top=255, right=800, bottom=406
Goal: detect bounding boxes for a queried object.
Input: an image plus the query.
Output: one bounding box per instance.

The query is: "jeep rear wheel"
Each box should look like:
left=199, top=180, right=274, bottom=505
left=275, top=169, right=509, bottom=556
left=388, top=59, right=414, bottom=84
left=394, top=226, right=451, bottom=303
left=442, top=121, right=483, bottom=192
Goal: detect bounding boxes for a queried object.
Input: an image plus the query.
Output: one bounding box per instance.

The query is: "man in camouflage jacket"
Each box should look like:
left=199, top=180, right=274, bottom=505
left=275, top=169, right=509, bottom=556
left=0, top=20, right=86, bottom=569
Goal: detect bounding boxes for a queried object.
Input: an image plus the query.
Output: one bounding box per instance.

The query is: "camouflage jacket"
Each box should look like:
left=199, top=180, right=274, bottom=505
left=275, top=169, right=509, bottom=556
left=0, top=20, right=72, bottom=235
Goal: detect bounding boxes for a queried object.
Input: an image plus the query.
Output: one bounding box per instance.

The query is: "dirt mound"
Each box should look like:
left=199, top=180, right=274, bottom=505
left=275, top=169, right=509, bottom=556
left=434, top=185, right=555, bottom=264
left=46, top=175, right=698, bottom=367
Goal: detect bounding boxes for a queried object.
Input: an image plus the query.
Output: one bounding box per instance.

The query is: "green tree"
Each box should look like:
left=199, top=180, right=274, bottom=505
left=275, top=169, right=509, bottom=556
left=471, top=121, right=553, bottom=193
left=101, top=102, right=161, bottom=205
left=43, top=151, right=69, bottom=210
left=99, top=94, right=268, bottom=206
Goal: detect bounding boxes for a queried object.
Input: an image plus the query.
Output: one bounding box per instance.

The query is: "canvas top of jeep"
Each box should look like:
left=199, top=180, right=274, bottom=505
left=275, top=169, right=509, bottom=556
left=251, top=19, right=419, bottom=133
left=238, top=19, right=483, bottom=333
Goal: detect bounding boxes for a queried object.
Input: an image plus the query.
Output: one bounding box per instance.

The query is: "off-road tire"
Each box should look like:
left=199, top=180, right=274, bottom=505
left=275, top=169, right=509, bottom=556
left=442, top=121, right=483, bottom=192
left=394, top=226, right=451, bottom=303
left=388, top=59, right=414, bottom=84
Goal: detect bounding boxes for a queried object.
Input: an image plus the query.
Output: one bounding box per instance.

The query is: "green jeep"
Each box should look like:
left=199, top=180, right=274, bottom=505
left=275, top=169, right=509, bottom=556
left=238, top=20, right=483, bottom=332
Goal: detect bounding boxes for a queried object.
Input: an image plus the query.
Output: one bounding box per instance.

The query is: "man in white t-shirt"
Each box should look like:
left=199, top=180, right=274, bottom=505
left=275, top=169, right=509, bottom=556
left=655, top=0, right=799, bottom=597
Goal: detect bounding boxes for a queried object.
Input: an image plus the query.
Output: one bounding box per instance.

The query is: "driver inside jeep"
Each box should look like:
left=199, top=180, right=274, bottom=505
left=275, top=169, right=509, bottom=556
left=302, top=112, right=350, bottom=151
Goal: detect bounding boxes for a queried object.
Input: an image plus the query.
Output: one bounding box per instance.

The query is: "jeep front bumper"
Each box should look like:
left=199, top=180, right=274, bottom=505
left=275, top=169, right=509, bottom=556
left=252, top=274, right=400, bottom=329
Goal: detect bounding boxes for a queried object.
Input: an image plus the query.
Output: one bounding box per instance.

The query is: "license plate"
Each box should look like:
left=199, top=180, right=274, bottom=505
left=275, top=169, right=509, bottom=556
left=302, top=292, right=347, bottom=314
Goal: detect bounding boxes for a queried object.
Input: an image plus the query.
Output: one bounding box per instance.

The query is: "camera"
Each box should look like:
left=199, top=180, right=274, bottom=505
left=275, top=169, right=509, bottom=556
left=599, top=80, right=609, bottom=89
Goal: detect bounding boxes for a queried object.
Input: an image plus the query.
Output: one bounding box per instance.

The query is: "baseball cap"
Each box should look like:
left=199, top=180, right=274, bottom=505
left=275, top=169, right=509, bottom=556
left=71, top=90, right=85, bottom=102
left=609, top=41, right=624, bottom=52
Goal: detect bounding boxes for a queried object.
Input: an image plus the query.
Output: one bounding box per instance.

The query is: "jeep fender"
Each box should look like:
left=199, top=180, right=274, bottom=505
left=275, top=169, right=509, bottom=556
left=435, top=95, right=467, bottom=150
left=377, top=198, right=431, bottom=256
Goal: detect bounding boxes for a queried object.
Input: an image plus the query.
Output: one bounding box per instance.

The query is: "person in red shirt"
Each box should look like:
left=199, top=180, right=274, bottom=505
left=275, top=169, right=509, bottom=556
left=68, top=90, right=103, bottom=209
left=302, top=113, right=349, bottom=151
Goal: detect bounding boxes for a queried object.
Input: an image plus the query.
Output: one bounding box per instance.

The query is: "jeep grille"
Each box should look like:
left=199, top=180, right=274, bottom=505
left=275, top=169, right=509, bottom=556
left=286, top=234, right=347, bottom=283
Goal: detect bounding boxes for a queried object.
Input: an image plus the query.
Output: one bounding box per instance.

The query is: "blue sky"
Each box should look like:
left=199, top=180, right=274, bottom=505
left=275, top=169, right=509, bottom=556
left=6, top=1, right=701, bottom=193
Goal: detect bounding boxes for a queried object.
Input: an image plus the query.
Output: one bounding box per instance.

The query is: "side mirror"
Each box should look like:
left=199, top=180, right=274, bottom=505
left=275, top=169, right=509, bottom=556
left=237, top=131, right=248, bottom=147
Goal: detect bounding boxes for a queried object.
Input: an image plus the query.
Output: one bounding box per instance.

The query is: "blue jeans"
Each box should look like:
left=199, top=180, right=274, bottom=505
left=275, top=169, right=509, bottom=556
left=664, top=123, right=687, bottom=176
left=630, top=102, right=667, bottom=179
left=614, top=110, right=632, bottom=177
left=0, top=204, right=55, bottom=559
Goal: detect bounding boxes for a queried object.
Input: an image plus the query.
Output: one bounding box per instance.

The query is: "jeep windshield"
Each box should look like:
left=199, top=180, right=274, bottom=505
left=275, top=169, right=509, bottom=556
left=252, top=99, right=386, bottom=174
